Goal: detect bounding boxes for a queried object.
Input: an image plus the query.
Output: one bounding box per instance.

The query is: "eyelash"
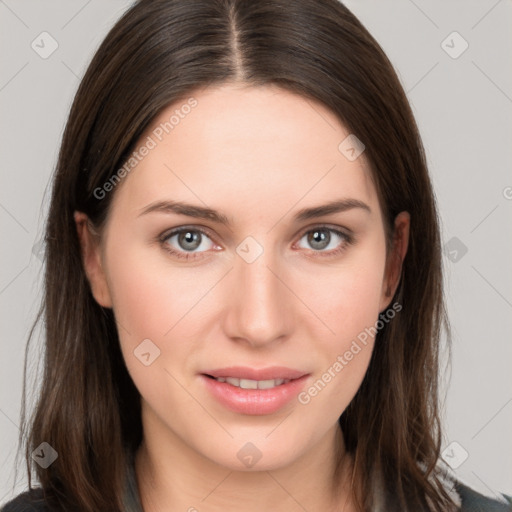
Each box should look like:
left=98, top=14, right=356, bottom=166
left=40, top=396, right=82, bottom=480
left=158, top=225, right=354, bottom=261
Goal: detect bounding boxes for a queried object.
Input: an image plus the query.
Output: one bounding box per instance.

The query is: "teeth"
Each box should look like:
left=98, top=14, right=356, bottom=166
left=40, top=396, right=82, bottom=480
left=215, top=377, right=290, bottom=389
left=258, top=379, right=279, bottom=389
left=240, top=378, right=258, bottom=389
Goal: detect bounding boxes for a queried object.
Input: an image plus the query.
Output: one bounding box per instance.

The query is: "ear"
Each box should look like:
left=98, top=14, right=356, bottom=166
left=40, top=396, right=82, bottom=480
left=379, top=211, right=410, bottom=312
left=74, top=211, right=113, bottom=308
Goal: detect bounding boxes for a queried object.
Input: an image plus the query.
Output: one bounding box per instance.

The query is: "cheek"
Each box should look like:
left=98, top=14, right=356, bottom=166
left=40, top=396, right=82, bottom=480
left=296, top=246, right=387, bottom=407
left=104, top=233, right=211, bottom=337
left=104, top=247, right=205, bottom=415
left=305, top=246, right=387, bottom=346
left=102, top=236, right=199, bottom=370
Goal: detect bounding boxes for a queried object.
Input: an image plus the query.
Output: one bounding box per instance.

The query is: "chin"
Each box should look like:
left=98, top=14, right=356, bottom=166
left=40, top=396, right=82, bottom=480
left=198, top=436, right=308, bottom=473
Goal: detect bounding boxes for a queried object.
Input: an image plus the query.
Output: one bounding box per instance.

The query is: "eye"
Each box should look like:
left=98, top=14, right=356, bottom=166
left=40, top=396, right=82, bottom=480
left=159, top=227, right=219, bottom=260
left=295, top=226, right=353, bottom=256
left=158, top=224, right=354, bottom=261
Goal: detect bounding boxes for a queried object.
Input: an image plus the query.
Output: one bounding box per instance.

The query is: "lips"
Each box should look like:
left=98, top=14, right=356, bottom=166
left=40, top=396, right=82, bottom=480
left=200, top=366, right=310, bottom=415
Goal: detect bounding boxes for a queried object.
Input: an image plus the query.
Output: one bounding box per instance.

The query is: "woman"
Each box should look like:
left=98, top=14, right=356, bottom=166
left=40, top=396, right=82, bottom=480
left=2, top=0, right=511, bottom=511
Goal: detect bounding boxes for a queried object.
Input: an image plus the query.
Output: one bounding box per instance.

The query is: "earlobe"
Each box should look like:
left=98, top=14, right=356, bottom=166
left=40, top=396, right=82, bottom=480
left=380, top=211, right=410, bottom=311
left=74, top=211, right=113, bottom=308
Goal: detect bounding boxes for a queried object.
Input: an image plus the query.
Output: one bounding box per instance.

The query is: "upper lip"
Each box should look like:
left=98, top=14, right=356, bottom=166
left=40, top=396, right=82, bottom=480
left=203, top=366, right=308, bottom=380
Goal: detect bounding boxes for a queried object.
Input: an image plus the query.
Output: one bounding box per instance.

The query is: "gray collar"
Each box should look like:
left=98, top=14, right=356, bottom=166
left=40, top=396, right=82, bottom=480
left=122, top=448, right=144, bottom=512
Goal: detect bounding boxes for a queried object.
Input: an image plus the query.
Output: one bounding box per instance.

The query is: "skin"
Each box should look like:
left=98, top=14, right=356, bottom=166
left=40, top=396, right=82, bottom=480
left=75, top=83, right=409, bottom=512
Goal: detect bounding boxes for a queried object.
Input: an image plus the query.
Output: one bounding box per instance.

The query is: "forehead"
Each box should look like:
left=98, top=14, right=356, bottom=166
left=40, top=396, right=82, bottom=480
left=110, top=84, right=379, bottom=219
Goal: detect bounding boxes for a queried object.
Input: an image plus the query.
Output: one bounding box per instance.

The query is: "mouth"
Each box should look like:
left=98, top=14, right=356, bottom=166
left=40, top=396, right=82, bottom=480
left=200, top=366, right=310, bottom=415
left=203, top=375, right=292, bottom=390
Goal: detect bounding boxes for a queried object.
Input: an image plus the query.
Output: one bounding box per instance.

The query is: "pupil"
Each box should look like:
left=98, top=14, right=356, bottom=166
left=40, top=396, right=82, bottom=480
left=179, top=231, right=200, bottom=250
left=309, top=229, right=329, bottom=250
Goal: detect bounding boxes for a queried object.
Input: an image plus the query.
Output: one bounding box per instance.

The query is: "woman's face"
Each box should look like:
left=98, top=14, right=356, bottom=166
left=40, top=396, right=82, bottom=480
left=78, top=83, right=408, bottom=471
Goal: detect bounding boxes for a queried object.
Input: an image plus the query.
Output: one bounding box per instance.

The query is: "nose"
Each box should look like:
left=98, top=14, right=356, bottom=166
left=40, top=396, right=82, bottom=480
left=222, top=244, right=293, bottom=348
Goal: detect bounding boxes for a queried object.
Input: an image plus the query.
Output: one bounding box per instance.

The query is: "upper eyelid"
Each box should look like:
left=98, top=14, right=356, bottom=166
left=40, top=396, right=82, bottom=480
left=160, top=225, right=218, bottom=244
left=297, top=224, right=352, bottom=237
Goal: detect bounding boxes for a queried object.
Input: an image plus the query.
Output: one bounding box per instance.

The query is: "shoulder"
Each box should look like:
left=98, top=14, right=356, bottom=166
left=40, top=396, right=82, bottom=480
left=430, top=463, right=512, bottom=512
left=1, top=488, right=52, bottom=512
left=456, top=480, right=512, bottom=512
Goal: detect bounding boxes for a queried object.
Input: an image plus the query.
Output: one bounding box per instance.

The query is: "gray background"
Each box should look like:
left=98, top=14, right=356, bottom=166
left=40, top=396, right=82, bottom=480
left=1, top=0, right=511, bottom=505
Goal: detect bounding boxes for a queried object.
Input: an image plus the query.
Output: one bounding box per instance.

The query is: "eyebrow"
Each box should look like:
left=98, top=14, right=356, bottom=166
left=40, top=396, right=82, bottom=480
left=137, top=198, right=371, bottom=225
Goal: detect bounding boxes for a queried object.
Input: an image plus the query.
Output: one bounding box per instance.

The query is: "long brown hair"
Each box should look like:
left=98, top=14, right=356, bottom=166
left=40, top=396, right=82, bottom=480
left=16, top=0, right=454, bottom=510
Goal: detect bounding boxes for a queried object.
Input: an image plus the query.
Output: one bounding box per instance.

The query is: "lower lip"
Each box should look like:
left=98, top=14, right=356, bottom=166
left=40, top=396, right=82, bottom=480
left=200, top=374, right=309, bottom=415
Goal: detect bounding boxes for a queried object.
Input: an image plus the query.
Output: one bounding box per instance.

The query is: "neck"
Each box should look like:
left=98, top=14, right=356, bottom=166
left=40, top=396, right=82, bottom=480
left=134, top=407, right=355, bottom=512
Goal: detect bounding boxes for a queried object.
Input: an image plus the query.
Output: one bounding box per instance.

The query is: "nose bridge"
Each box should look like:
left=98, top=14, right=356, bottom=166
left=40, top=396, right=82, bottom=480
left=224, top=237, right=291, bottom=346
